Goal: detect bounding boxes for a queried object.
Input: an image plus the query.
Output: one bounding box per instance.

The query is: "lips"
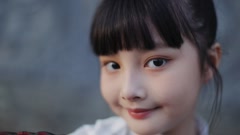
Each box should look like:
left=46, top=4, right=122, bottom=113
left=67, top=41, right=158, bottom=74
left=127, top=107, right=160, bottom=119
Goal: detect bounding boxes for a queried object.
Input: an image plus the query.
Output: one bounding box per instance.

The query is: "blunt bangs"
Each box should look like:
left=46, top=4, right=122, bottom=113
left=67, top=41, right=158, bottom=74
left=90, top=0, right=193, bottom=56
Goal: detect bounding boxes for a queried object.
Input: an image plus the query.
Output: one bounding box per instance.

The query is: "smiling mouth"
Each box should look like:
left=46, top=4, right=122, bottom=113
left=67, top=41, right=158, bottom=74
left=127, top=107, right=161, bottom=119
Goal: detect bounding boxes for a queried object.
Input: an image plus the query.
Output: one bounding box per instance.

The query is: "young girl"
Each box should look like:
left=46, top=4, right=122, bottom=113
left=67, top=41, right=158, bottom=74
left=70, top=0, right=223, bottom=134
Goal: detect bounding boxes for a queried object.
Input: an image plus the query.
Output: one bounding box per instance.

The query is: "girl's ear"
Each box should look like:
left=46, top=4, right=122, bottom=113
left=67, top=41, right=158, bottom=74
left=203, top=43, right=222, bottom=83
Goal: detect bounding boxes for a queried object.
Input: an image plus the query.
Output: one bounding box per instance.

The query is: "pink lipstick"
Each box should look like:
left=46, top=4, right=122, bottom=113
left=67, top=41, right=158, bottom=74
left=127, top=107, right=159, bottom=119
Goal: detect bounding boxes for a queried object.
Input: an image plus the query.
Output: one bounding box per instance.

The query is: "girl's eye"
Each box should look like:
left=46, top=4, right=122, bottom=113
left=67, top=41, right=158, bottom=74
left=145, top=58, right=168, bottom=68
left=105, top=62, right=120, bottom=71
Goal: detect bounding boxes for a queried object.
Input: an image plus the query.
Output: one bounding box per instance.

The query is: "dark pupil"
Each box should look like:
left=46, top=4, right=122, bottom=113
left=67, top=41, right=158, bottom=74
left=153, top=59, right=163, bottom=66
left=112, top=63, right=120, bottom=69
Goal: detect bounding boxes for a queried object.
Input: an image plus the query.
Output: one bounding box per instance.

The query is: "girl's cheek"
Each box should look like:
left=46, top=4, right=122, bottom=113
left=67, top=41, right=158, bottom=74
left=149, top=70, right=198, bottom=104
left=100, top=73, right=120, bottom=101
left=101, top=74, right=123, bottom=116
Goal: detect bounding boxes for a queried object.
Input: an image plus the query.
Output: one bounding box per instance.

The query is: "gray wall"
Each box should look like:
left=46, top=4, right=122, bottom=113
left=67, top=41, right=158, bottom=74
left=0, top=0, right=239, bottom=134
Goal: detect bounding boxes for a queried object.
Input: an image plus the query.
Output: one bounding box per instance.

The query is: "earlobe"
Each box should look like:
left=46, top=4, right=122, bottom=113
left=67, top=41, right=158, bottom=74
left=203, top=43, right=222, bottom=83
left=209, top=42, right=222, bottom=68
left=203, top=66, right=213, bottom=83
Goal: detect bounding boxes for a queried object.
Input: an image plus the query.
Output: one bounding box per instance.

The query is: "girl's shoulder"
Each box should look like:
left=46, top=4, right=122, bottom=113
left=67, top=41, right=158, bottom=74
left=68, top=116, right=131, bottom=135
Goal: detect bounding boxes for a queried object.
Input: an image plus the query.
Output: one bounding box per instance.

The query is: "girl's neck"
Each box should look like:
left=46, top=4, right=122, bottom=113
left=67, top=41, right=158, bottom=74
left=163, top=115, right=198, bottom=135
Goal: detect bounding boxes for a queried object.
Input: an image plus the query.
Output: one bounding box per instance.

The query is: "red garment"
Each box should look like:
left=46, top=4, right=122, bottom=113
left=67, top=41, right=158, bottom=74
left=0, top=132, right=55, bottom=135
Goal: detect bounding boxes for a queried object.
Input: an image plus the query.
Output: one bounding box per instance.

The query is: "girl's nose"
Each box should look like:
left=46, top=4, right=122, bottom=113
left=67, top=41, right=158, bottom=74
left=120, top=71, right=147, bottom=102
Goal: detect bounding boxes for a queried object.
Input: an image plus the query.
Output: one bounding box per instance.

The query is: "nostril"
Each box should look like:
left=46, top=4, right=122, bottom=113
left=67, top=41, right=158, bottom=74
left=121, top=95, right=142, bottom=101
left=132, top=96, right=141, bottom=100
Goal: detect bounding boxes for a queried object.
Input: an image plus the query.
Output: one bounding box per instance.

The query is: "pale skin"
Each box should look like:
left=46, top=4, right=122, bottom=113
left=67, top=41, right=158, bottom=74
left=98, top=26, right=221, bottom=135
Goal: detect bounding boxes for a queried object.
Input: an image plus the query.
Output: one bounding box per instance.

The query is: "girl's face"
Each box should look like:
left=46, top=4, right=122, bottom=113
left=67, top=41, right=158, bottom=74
left=99, top=28, right=206, bottom=134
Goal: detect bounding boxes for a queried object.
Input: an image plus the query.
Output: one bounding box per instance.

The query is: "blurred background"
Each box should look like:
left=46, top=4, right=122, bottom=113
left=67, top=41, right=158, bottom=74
left=0, top=0, right=239, bottom=135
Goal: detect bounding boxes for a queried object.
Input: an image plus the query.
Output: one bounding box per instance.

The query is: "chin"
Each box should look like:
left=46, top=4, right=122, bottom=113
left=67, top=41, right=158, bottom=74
left=130, top=125, right=163, bottom=135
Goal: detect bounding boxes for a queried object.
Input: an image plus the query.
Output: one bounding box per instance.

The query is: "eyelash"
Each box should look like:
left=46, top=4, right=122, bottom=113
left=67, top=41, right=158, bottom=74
left=101, top=57, right=170, bottom=72
left=102, top=61, right=120, bottom=72
left=144, top=57, right=169, bottom=69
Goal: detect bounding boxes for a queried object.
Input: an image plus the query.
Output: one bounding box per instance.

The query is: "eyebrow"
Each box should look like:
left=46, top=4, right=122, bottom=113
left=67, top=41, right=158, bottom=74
left=155, top=42, right=169, bottom=48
